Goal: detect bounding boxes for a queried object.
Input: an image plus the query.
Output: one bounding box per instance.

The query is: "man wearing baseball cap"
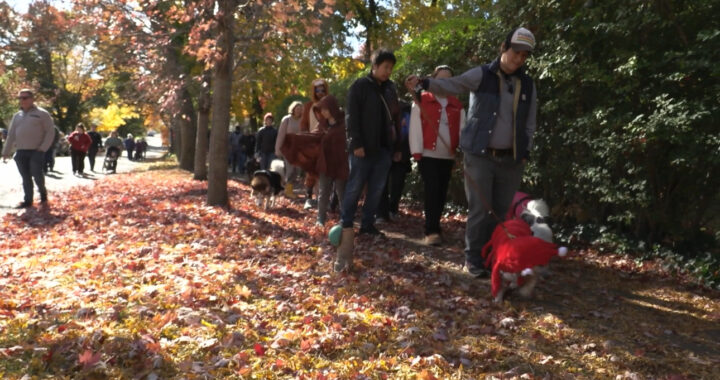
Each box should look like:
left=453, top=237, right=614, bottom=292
left=405, top=27, right=538, bottom=278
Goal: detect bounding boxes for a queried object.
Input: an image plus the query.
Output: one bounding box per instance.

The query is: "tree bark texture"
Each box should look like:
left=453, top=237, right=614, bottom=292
left=207, top=0, right=235, bottom=206
left=178, top=87, right=197, bottom=171
left=194, top=71, right=212, bottom=181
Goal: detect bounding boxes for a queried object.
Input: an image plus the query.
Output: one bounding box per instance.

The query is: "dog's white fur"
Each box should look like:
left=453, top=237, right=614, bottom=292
left=251, top=159, right=285, bottom=209
left=521, top=199, right=553, bottom=243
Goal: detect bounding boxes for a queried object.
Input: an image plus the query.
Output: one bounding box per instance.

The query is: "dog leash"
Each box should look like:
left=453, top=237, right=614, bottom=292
left=410, top=88, right=514, bottom=239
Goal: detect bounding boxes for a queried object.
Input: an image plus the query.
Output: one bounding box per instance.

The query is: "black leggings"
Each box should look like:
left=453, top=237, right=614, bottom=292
left=418, top=157, right=454, bottom=235
left=71, top=149, right=86, bottom=174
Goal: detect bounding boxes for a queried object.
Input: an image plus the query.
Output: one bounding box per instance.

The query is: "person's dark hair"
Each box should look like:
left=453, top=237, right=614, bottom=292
left=371, top=49, right=396, bottom=67
left=432, top=65, right=454, bottom=77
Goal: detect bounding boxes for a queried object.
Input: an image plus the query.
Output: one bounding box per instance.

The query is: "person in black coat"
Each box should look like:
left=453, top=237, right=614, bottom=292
left=333, top=49, right=402, bottom=272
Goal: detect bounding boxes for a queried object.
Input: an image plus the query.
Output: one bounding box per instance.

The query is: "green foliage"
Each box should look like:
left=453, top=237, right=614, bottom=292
left=391, top=1, right=719, bottom=285
left=394, top=17, right=501, bottom=85
left=115, top=117, right=147, bottom=140
left=495, top=0, right=720, bottom=249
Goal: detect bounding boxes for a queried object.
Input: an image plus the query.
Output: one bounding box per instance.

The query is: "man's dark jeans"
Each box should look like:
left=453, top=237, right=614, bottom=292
left=377, top=160, right=409, bottom=219
left=463, top=153, right=524, bottom=268
left=340, top=148, right=392, bottom=229
left=87, top=146, right=99, bottom=171
left=14, top=149, right=47, bottom=205
left=44, top=147, right=56, bottom=172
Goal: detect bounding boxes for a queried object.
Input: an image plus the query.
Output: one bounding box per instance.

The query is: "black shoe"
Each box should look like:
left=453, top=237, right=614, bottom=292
left=464, top=261, right=490, bottom=278
left=359, top=225, right=384, bottom=236
left=40, top=194, right=48, bottom=203
left=15, top=202, right=32, bottom=209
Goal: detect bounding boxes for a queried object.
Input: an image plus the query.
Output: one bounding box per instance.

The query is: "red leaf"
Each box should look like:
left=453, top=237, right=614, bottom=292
left=254, top=343, right=265, bottom=356
left=78, top=350, right=101, bottom=369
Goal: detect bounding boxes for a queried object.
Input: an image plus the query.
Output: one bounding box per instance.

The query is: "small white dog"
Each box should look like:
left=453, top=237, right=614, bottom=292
left=482, top=220, right=568, bottom=303
left=521, top=199, right=553, bottom=243
left=250, top=159, right=285, bottom=209
left=507, top=192, right=554, bottom=243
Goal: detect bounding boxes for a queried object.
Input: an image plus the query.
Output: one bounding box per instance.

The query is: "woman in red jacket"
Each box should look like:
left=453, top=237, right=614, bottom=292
left=67, top=123, right=92, bottom=176
left=409, top=66, right=466, bottom=246
left=314, top=95, right=349, bottom=226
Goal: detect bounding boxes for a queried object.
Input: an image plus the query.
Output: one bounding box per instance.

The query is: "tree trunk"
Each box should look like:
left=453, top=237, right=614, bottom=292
left=194, top=70, right=212, bottom=180
left=207, top=0, right=235, bottom=206
left=179, top=87, right=197, bottom=171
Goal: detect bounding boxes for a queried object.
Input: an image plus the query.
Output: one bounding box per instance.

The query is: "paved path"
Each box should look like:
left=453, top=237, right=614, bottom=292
left=0, top=135, right=165, bottom=215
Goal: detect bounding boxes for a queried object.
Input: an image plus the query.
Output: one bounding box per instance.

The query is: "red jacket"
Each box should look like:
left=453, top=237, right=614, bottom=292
left=68, top=131, right=92, bottom=153
left=314, top=95, right=349, bottom=181
left=410, top=92, right=462, bottom=160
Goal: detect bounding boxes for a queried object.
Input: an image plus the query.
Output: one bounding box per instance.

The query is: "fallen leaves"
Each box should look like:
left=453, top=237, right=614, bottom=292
left=0, top=169, right=718, bottom=379
left=77, top=349, right=101, bottom=369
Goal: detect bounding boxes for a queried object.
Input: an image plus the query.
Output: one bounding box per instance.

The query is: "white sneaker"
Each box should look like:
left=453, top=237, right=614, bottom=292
left=303, top=199, right=314, bottom=210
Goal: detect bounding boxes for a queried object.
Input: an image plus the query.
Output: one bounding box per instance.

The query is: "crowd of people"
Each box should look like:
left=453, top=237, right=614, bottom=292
left=4, top=27, right=539, bottom=279
left=243, top=27, right=539, bottom=277
left=1, top=88, right=154, bottom=207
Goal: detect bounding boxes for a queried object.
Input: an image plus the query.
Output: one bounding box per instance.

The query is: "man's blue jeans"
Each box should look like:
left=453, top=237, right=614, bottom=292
left=340, top=148, right=392, bottom=229
left=14, top=149, right=47, bottom=204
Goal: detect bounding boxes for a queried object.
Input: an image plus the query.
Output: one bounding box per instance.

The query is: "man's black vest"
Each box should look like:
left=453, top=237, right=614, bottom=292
left=460, top=58, right=534, bottom=162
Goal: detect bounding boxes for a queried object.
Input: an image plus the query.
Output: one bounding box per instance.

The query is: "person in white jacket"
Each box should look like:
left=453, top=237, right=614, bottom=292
left=409, top=66, right=466, bottom=245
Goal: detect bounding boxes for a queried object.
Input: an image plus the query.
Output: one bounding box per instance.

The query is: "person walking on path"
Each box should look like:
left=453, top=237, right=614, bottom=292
left=300, top=79, right=331, bottom=209
left=44, top=125, right=61, bottom=173
left=335, top=49, right=402, bottom=272
left=408, top=65, right=466, bottom=246
left=104, top=130, right=123, bottom=173
left=405, top=27, right=538, bottom=277
left=124, top=134, right=136, bottom=161
left=134, top=137, right=147, bottom=160
left=313, top=95, right=349, bottom=226
left=276, top=101, right=303, bottom=198
left=1, top=89, right=55, bottom=208
left=86, top=124, right=102, bottom=172
left=229, top=125, right=244, bottom=173
left=376, top=100, right=412, bottom=224
left=239, top=127, right=255, bottom=173
left=68, top=123, right=92, bottom=176
left=255, top=113, right=278, bottom=170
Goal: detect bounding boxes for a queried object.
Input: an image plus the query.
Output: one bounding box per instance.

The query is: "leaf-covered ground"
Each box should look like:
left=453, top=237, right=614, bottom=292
left=1, top=169, right=718, bottom=379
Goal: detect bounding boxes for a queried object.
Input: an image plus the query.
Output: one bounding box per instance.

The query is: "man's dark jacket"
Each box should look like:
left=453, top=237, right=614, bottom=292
left=345, top=74, right=402, bottom=157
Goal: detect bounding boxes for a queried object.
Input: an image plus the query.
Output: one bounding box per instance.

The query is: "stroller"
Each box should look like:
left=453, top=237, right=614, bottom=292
left=103, top=146, right=121, bottom=173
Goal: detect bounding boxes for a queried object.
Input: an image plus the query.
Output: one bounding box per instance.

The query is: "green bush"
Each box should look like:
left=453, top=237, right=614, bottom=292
left=392, top=2, right=719, bottom=286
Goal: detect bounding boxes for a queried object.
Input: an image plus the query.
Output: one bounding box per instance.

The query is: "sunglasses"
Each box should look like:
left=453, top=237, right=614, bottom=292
left=18, top=96, right=31, bottom=100
left=314, top=87, right=325, bottom=93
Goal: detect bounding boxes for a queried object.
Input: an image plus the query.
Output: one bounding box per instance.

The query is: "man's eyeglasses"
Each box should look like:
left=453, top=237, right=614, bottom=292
left=18, top=96, right=31, bottom=100
left=314, top=87, right=325, bottom=93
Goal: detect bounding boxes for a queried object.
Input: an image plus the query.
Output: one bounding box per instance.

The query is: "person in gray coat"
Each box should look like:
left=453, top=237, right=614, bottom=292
left=406, top=27, right=539, bottom=278
left=1, top=89, right=55, bottom=208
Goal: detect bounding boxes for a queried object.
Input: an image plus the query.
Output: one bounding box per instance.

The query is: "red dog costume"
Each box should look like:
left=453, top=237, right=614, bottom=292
left=482, top=220, right=567, bottom=300
left=481, top=219, right=532, bottom=265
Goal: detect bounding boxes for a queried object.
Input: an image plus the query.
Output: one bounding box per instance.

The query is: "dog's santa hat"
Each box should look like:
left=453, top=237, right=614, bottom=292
left=490, top=235, right=568, bottom=298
